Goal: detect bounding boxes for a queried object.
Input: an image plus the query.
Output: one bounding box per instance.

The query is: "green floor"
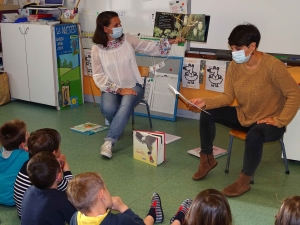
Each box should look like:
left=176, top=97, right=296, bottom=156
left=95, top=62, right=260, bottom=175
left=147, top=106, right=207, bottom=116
left=1, top=100, right=300, bottom=225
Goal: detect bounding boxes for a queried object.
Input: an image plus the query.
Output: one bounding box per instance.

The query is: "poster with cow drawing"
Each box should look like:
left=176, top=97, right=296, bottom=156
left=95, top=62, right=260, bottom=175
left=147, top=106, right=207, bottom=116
left=182, top=58, right=200, bottom=89
left=205, top=60, right=228, bottom=93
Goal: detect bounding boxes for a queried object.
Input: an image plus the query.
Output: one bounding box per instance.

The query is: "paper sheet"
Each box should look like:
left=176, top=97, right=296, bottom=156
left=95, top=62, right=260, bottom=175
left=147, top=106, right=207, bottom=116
left=150, top=73, right=178, bottom=114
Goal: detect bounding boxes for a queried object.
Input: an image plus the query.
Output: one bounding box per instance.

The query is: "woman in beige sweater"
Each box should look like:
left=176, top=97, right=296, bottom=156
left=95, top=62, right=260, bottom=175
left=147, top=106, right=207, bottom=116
left=189, top=23, right=300, bottom=197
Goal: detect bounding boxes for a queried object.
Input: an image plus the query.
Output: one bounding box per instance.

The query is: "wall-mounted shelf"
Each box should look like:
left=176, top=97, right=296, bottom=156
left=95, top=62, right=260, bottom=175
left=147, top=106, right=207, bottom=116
left=26, top=7, right=67, bottom=11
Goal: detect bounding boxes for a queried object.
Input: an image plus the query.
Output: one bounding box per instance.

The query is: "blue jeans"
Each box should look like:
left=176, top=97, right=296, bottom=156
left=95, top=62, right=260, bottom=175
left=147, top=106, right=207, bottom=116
left=100, top=84, right=144, bottom=144
left=199, top=107, right=285, bottom=176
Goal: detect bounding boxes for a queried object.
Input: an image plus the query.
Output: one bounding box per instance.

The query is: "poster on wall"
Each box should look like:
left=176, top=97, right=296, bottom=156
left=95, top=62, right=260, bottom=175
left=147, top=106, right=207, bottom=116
left=54, top=24, right=83, bottom=109
left=181, top=58, right=200, bottom=89
left=83, top=49, right=92, bottom=76
left=153, top=12, right=209, bottom=42
left=205, top=60, right=228, bottom=93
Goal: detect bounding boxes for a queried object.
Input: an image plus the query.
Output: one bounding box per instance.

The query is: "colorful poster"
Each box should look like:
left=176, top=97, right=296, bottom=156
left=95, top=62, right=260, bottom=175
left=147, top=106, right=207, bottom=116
left=54, top=24, right=83, bottom=109
left=205, top=60, right=228, bottom=93
left=153, top=12, right=209, bottom=42
left=182, top=57, right=200, bottom=89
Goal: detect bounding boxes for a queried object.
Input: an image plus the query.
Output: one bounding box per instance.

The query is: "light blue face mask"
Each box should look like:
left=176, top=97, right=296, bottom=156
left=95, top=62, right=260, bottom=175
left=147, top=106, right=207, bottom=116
left=232, top=47, right=252, bottom=64
left=108, top=27, right=123, bottom=39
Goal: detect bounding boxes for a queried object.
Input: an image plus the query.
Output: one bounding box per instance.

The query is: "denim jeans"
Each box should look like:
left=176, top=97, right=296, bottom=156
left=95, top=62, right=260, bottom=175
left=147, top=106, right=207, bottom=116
left=100, top=84, right=144, bottom=144
left=199, top=106, right=285, bottom=176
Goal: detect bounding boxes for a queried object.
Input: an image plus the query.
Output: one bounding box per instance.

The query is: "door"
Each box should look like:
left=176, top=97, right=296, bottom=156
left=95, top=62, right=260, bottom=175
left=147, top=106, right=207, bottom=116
left=25, top=24, right=57, bottom=107
left=1, top=23, right=30, bottom=101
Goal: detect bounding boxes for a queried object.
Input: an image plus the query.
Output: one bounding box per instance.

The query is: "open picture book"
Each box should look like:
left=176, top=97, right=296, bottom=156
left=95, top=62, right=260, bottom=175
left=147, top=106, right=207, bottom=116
left=70, top=122, right=108, bottom=135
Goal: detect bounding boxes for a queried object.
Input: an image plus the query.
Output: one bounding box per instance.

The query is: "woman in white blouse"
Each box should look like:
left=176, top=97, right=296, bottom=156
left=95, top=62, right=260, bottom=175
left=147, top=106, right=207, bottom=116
left=91, top=11, right=181, bottom=158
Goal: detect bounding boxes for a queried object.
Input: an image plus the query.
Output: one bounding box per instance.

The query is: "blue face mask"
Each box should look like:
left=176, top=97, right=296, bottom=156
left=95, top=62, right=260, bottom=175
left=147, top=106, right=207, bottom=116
left=108, top=27, right=123, bottom=39
left=232, top=47, right=252, bottom=64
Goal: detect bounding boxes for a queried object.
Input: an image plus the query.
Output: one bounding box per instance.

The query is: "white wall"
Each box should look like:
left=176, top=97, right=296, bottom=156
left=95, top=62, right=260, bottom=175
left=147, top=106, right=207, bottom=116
left=77, top=0, right=300, bottom=55
left=190, top=0, right=300, bottom=55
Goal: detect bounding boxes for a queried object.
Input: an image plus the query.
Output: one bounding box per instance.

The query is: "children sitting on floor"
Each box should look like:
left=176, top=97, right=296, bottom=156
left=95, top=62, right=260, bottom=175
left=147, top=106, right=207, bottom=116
left=168, top=189, right=232, bottom=225
left=66, top=172, right=164, bottom=225
left=21, top=151, right=76, bottom=225
left=275, top=196, right=300, bottom=225
left=14, top=128, right=73, bottom=218
left=0, top=119, right=29, bottom=206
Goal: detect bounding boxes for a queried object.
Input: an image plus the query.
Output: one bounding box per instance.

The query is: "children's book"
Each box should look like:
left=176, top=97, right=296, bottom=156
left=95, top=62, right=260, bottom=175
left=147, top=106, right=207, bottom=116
left=153, top=12, right=209, bottom=42
left=70, top=122, right=108, bottom=135
left=187, top=146, right=227, bottom=158
left=133, top=130, right=165, bottom=166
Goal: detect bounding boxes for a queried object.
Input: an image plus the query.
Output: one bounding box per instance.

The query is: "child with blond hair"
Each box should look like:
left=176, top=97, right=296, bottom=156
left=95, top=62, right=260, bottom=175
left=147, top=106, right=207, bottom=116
left=67, top=172, right=164, bottom=225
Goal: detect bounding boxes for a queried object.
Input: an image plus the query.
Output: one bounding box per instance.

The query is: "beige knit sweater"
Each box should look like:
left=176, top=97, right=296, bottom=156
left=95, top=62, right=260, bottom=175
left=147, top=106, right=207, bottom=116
left=204, top=53, right=300, bottom=128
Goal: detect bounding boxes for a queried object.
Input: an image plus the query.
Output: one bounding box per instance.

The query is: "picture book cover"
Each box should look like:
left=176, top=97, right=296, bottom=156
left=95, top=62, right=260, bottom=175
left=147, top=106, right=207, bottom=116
left=133, top=131, right=165, bottom=167
left=70, top=122, right=108, bottom=135
left=153, top=12, right=210, bottom=42
left=187, top=146, right=227, bottom=158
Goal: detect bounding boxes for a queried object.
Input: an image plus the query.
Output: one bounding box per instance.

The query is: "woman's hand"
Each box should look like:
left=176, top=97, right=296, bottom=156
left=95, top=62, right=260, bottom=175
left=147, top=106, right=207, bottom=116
left=168, top=37, right=186, bottom=44
left=188, top=98, right=206, bottom=112
left=257, top=117, right=276, bottom=126
left=119, top=88, right=137, bottom=96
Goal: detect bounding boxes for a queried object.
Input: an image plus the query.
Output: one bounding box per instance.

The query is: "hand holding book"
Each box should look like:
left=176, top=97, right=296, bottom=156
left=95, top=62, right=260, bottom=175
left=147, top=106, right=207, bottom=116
left=168, top=84, right=210, bottom=115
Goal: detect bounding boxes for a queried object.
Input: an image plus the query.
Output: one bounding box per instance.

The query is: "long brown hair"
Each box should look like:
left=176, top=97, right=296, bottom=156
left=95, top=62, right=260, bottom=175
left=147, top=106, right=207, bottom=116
left=184, top=189, right=232, bottom=225
left=275, top=196, right=300, bottom=225
left=93, top=11, right=119, bottom=47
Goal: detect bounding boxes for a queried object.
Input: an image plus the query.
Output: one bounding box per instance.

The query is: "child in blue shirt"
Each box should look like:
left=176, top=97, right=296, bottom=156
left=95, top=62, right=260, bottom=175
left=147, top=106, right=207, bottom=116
left=0, top=119, right=29, bottom=206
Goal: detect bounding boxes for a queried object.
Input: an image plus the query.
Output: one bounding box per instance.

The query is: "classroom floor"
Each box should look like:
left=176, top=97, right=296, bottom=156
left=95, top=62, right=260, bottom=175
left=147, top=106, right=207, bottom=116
left=1, top=100, right=300, bottom=225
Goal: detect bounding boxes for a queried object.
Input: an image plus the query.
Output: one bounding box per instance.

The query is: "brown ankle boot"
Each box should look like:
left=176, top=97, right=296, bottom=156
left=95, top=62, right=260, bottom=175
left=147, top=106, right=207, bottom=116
left=222, top=171, right=252, bottom=197
left=192, top=153, right=218, bottom=180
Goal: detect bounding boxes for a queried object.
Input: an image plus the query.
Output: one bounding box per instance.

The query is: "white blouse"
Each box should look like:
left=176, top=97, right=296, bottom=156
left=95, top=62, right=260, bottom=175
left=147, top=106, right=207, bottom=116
left=91, top=33, right=170, bottom=93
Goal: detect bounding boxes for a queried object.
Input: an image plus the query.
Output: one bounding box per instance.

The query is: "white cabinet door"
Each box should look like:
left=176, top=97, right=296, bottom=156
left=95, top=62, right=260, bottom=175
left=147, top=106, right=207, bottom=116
left=25, top=24, right=57, bottom=106
left=1, top=23, right=30, bottom=101
left=284, top=109, right=300, bottom=161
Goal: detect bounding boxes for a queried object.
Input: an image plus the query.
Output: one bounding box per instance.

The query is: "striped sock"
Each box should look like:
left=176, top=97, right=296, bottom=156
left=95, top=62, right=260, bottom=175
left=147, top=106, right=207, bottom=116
left=148, top=192, right=164, bottom=223
left=170, top=199, right=193, bottom=224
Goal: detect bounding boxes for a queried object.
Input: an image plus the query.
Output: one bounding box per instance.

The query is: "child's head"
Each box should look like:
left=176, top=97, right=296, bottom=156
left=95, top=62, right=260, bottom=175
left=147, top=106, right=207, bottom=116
left=184, top=189, right=232, bottom=225
left=275, top=196, right=300, bottom=225
left=27, top=151, right=61, bottom=189
left=0, top=119, right=28, bottom=151
left=66, top=172, right=112, bottom=214
left=27, top=128, right=61, bottom=158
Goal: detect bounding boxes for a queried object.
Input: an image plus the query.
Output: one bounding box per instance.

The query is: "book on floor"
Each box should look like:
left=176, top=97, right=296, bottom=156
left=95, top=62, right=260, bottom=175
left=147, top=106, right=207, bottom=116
left=187, top=146, right=227, bottom=158
left=70, top=122, right=108, bottom=135
left=133, top=130, right=166, bottom=166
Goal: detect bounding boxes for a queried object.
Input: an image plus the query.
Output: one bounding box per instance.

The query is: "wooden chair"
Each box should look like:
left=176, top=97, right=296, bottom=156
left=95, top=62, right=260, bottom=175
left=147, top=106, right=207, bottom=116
left=132, top=66, right=152, bottom=130
left=225, top=129, right=290, bottom=184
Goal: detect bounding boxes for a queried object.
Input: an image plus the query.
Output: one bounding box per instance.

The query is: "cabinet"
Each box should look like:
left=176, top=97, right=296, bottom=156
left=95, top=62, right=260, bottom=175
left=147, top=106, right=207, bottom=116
left=284, top=108, right=300, bottom=161
left=1, top=23, right=58, bottom=108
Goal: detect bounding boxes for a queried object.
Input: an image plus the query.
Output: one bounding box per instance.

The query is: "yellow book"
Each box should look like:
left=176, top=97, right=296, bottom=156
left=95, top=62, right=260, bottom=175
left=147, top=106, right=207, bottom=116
left=133, top=131, right=165, bottom=166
